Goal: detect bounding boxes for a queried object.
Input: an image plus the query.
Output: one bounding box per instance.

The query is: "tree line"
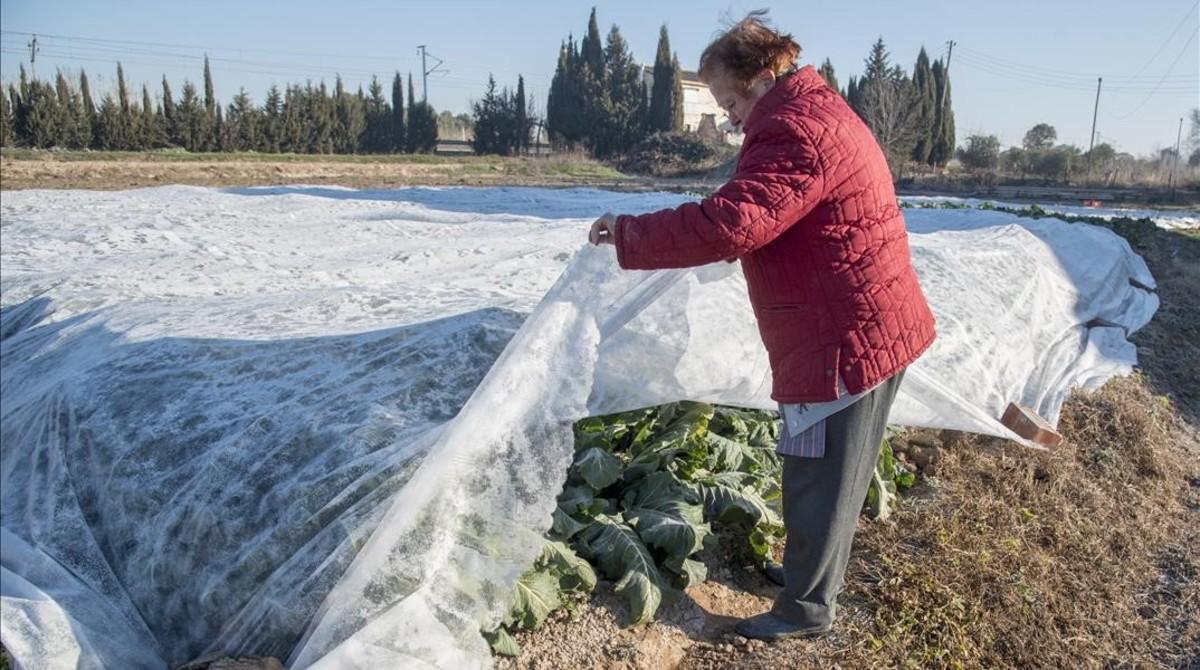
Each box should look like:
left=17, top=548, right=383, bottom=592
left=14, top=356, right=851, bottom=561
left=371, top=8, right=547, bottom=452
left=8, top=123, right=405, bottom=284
left=811, top=39, right=956, bottom=173
left=466, top=8, right=686, bottom=159
left=541, top=9, right=684, bottom=158
left=956, top=115, right=1200, bottom=186
left=0, top=58, right=438, bottom=154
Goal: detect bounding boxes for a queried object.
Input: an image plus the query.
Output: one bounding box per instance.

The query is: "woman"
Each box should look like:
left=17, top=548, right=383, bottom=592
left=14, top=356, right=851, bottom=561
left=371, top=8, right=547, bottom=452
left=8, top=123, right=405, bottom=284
left=589, top=12, right=937, bottom=641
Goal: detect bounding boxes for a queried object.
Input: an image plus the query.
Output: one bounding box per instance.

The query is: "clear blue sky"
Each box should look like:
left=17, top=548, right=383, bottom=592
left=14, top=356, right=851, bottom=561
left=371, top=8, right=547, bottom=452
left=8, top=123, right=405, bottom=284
left=2, top=0, right=1197, bottom=156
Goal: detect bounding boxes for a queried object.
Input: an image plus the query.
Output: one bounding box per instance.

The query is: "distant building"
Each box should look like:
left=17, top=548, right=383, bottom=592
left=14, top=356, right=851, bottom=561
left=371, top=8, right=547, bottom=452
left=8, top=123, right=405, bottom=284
left=642, top=66, right=743, bottom=146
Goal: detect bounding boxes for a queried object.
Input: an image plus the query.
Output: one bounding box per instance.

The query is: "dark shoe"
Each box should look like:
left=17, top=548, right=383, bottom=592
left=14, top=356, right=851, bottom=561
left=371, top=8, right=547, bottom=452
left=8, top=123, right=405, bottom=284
left=734, top=612, right=831, bottom=642
left=762, top=561, right=785, bottom=587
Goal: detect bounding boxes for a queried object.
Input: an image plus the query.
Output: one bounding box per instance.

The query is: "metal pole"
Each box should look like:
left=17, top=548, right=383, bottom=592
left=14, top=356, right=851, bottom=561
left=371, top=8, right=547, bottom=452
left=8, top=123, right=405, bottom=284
left=417, top=46, right=428, bottom=102
left=27, top=34, right=38, bottom=80
left=1169, top=115, right=1183, bottom=199
left=939, top=40, right=955, bottom=113
left=1088, top=77, right=1101, bottom=173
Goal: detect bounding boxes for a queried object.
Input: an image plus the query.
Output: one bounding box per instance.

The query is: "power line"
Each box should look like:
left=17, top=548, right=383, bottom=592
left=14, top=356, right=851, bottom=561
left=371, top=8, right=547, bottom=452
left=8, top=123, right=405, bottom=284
left=955, top=43, right=1197, bottom=84
left=1108, top=30, right=1199, bottom=120
left=0, top=29, right=422, bottom=68
left=0, top=41, right=518, bottom=93
left=1117, top=1, right=1198, bottom=82
left=0, top=29, right=555, bottom=84
left=953, top=53, right=1197, bottom=93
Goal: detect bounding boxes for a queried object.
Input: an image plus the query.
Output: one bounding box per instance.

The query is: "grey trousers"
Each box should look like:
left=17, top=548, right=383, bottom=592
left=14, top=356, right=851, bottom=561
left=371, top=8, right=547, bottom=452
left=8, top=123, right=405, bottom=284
left=771, top=370, right=905, bottom=628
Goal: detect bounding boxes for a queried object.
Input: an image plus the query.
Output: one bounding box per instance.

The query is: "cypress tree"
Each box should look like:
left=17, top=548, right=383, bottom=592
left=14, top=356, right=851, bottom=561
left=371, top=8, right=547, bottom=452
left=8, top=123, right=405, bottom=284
left=161, top=77, right=178, bottom=147
left=7, top=84, right=23, bottom=147
left=405, top=73, right=438, bottom=152
left=352, top=84, right=368, bottom=152
left=405, top=74, right=417, bottom=153
left=471, top=74, right=502, bottom=155
left=577, top=8, right=609, bottom=152
left=281, top=84, right=303, bottom=152
left=546, top=39, right=574, bottom=147
left=179, top=80, right=204, bottom=151
left=229, top=88, right=257, bottom=151
left=514, top=75, right=527, bottom=153
left=116, top=63, right=133, bottom=149
left=329, top=77, right=365, bottom=154
left=332, top=76, right=347, bottom=152
left=54, top=71, right=79, bottom=149
left=262, top=85, right=282, bottom=152
left=202, top=55, right=216, bottom=147
left=141, top=84, right=161, bottom=149
left=818, top=58, right=839, bottom=93
left=581, top=8, right=605, bottom=76
left=313, top=81, right=334, bottom=153
left=670, top=55, right=684, bottom=131
left=845, top=76, right=860, bottom=115
left=94, top=95, right=122, bottom=150
left=648, top=25, right=675, bottom=133
left=79, top=70, right=96, bottom=148
left=13, top=66, right=30, bottom=144
left=0, top=87, right=12, bottom=147
left=214, top=106, right=230, bottom=152
left=363, top=76, right=389, bottom=153
left=411, top=96, right=437, bottom=153
left=911, top=48, right=936, bottom=165
left=391, top=71, right=406, bottom=152
left=566, top=36, right=586, bottom=144
left=24, top=79, right=59, bottom=148
left=930, top=59, right=956, bottom=167
left=597, top=25, right=644, bottom=157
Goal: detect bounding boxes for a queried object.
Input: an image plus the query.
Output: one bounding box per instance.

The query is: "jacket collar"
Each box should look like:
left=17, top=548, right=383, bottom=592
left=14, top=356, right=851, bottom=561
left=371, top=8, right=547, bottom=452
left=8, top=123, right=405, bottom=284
left=743, top=65, right=824, bottom=133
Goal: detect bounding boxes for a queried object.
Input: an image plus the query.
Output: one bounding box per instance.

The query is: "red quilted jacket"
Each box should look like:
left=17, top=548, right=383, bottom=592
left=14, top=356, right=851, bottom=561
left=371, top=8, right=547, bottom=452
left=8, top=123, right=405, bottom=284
left=614, top=65, right=936, bottom=403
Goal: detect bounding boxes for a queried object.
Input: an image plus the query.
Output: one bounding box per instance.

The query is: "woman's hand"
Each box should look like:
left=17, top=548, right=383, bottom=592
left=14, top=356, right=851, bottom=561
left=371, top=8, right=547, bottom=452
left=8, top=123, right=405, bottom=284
left=589, top=213, right=618, bottom=246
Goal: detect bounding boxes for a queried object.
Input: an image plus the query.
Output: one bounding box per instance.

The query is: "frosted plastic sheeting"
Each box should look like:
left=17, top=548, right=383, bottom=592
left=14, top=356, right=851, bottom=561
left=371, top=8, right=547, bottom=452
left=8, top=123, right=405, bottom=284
left=899, top=195, right=1200, bottom=231
left=0, top=187, right=1156, bottom=670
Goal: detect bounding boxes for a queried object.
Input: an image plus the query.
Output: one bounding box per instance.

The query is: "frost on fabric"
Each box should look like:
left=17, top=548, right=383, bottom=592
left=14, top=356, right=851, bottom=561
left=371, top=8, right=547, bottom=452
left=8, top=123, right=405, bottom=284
left=0, top=187, right=1158, bottom=669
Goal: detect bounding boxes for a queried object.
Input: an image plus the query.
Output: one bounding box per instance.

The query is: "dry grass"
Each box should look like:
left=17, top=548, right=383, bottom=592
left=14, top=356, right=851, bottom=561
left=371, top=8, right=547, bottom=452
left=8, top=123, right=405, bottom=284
left=821, top=225, right=1200, bottom=670
left=0, top=148, right=629, bottom=190
left=828, top=374, right=1197, bottom=669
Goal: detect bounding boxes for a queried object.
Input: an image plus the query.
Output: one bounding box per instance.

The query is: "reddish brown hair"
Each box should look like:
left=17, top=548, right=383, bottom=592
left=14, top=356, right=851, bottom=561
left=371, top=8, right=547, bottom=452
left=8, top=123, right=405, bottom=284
left=698, top=10, right=800, bottom=89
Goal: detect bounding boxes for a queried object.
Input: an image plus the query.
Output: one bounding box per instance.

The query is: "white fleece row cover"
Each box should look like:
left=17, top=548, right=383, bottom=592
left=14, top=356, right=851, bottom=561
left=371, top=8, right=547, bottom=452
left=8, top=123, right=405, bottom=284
left=0, top=187, right=1157, bottom=669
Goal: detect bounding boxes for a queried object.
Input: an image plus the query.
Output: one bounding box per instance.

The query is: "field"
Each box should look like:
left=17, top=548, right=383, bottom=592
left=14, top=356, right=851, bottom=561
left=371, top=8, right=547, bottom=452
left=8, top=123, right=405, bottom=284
left=1, top=154, right=1198, bottom=670
left=0, top=149, right=650, bottom=191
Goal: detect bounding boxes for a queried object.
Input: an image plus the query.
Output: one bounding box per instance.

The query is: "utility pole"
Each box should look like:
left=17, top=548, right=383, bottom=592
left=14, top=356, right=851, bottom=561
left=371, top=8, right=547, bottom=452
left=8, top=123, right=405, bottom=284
left=940, top=40, right=955, bottom=112
left=27, top=34, right=39, bottom=80
left=1087, top=77, right=1102, bottom=173
left=1169, top=115, right=1183, bottom=199
left=416, top=45, right=448, bottom=103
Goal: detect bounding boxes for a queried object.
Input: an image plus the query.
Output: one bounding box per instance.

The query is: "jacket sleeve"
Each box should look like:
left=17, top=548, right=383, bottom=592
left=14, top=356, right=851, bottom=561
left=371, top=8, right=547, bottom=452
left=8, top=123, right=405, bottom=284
left=614, top=120, right=826, bottom=270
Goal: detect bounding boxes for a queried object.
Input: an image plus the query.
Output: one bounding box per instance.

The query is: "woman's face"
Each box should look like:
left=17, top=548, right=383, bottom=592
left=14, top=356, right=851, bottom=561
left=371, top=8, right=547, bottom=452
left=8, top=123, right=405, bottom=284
left=705, top=65, right=776, bottom=132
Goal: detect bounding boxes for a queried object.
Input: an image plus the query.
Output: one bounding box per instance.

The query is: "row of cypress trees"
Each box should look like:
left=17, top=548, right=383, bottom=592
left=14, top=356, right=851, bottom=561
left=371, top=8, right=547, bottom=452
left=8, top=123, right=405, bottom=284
left=819, top=39, right=956, bottom=169
left=0, top=58, right=438, bottom=154
left=545, top=9, right=684, bottom=158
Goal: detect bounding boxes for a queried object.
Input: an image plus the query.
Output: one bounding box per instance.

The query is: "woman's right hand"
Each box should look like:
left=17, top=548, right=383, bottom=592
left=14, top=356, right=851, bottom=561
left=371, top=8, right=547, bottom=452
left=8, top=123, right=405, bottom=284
left=589, top=213, right=618, bottom=246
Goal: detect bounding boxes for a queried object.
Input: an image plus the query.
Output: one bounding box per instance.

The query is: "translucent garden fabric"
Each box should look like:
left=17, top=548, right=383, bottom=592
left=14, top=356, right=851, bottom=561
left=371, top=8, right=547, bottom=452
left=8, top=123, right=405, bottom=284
left=0, top=187, right=1156, bottom=669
